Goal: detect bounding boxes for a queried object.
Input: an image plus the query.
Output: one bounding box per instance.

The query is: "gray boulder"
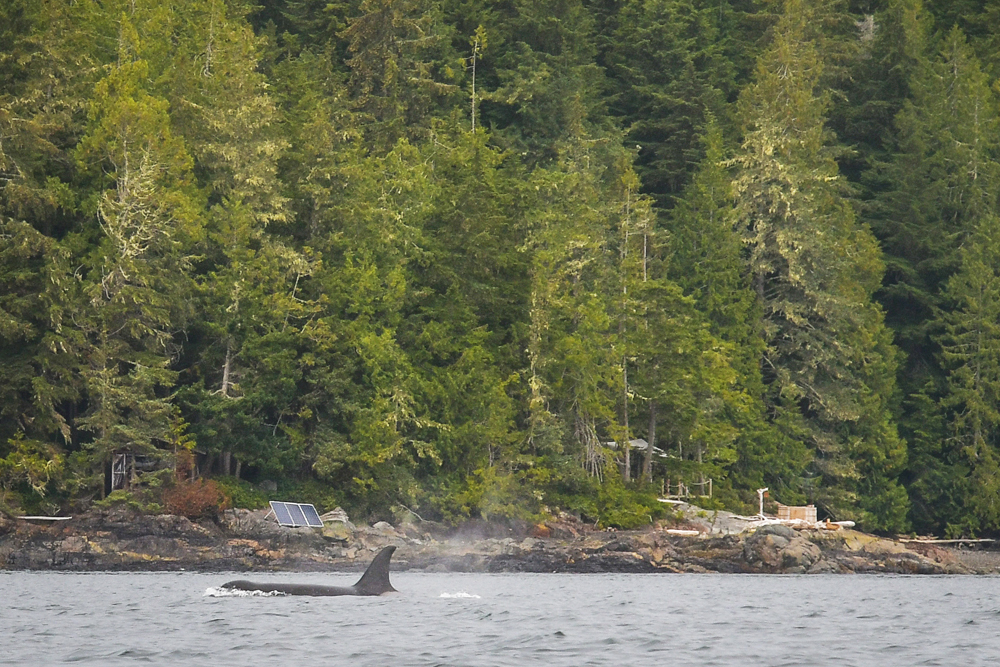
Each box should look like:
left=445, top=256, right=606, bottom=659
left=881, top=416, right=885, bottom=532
left=743, top=524, right=822, bottom=572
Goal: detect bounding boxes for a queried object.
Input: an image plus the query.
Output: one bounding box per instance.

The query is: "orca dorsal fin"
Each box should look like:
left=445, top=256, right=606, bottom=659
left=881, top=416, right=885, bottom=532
left=353, top=545, right=397, bottom=595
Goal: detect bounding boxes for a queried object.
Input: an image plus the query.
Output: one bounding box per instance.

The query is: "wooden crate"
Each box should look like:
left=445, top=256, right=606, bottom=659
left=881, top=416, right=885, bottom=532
left=776, top=503, right=817, bottom=522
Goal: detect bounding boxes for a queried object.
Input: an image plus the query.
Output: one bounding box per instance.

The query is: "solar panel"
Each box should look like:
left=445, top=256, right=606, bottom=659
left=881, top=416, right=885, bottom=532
left=271, top=501, right=294, bottom=526
left=269, top=501, right=324, bottom=528
left=300, top=504, right=323, bottom=528
left=287, top=503, right=307, bottom=526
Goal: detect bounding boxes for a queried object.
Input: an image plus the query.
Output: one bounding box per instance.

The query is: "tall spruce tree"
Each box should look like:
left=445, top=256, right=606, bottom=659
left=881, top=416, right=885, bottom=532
left=869, top=27, right=1000, bottom=531
left=968, top=0, right=1000, bottom=79
left=937, top=214, right=1000, bottom=535
left=71, top=10, right=204, bottom=493
left=523, top=139, right=620, bottom=477
left=0, top=219, right=63, bottom=450
left=831, top=0, right=931, bottom=186
left=732, top=0, right=907, bottom=528
left=668, top=120, right=802, bottom=502
left=484, top=0, right=610, bottom=163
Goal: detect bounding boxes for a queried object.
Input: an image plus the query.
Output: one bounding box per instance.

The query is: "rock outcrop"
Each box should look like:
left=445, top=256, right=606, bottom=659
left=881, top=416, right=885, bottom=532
left=0, top=506, right=982, bottom=574
left=743, top=524, right=823, bottom=573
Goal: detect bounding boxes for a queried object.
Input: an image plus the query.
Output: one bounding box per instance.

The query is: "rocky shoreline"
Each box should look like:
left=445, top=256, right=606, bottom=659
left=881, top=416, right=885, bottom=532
left=0, top=503, right=993, bottom=575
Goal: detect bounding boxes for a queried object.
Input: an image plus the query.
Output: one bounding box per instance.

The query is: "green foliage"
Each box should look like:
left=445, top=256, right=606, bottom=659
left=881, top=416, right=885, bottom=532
left=545, top=464, right=665, bottom=529
left=92, top=468, right=174, bottom=515
left=274, top=478, right=343, bottom=516
left=431, top=464, right=545, bottom=524
left=0, top=433, right=66, bottom=513
left=592, top=480, right=665, bottom=529
left=731, top=0, right=907, bottom=530
left=5, top=0, right=1000, bottom=535
left=213, top=476, right=269, bottom=510
left=93, top=489, right=164, bottom=515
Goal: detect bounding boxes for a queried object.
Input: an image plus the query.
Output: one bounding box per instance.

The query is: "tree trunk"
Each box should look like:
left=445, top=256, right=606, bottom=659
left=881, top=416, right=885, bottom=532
left=697, top=444, right=705, bottom=495
left=234, top=458, right=241, bottom=479
left=643, top=401, right=657, bottom=483
left=221, top=341, right=232, bottom=397
left=621, top=363, right=631, bottom=482
left=222, top=450, right=232, bottom=476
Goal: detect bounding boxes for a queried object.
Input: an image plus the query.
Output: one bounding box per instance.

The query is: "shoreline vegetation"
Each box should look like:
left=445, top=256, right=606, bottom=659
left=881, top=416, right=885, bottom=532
left=1, top=502, right=991, bottom=575
left=6, top=0, right=1000, bottom=540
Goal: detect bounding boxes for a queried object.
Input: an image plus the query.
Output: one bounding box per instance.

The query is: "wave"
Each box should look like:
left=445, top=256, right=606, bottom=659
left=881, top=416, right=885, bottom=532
left=439, top=591, right=481, bottom=599
left=203, top=587, right=287, bottom=598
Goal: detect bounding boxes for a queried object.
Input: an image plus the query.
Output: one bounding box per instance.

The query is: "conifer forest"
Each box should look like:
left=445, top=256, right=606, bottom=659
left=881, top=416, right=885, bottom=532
left=5, top=0, right=1000, bottom=536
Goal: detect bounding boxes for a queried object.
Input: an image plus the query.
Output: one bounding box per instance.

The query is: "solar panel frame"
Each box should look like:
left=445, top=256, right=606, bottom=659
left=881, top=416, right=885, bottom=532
left=270, top=501, right=325, bottom=527
left=300, top=503, right=324, bottom=527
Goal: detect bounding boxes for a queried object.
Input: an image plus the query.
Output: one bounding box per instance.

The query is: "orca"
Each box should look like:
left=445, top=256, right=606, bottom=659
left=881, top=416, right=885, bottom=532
left=220, top=545, right=398, bottom=596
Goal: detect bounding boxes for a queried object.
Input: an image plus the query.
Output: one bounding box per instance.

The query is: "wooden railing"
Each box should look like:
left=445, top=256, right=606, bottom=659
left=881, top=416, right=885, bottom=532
left=662, top=478, right=713, bottom=499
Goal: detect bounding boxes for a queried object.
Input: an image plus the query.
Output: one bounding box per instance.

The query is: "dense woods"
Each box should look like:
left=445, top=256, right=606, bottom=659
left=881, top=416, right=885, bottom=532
left=3, top=0, right=1000, bottom=536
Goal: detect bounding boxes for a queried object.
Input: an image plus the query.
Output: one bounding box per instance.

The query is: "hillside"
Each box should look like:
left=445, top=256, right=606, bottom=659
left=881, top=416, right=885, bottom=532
left=3, top=0, right=1000, bottom=536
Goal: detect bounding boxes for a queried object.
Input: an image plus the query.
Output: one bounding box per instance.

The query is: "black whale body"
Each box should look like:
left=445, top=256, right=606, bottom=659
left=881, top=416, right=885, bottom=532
left=220, top=545, right=398, bottom=596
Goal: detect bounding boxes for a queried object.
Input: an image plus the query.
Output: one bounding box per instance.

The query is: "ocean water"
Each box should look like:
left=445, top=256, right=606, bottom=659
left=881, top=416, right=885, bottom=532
left=2, top=570, right=999, bottom=666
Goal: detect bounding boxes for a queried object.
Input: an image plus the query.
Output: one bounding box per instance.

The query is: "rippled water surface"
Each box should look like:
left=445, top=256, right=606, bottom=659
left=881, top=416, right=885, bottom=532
left=3, top=570, right=999, bottom=666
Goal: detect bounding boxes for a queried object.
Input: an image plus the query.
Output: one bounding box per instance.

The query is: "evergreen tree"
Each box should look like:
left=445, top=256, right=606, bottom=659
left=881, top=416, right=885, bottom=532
left=364, top=126, right=530, bottom=517
left=484, top=0, right=609, bottom=163
left=282, top=0, right=360, bottom=59
left=870, top=27, right=1000, bottom=392
left=71, top=10, right=204, bottom=493
left=968, top=0, right=1000, bottom=79
left=342, top=0, right=460, bottom=151
left=523, top=139, right=620, bottom=477
left=937, top=214, right=1000, bottom=535
left=670, top=122, right=758, bottom=392
left=732, top=0, right=907, bottom=528
left=668, top=120, right=802, bottom=501
left=0, top=219, right=63, bottom=448
left=868, top=28, right=1000, bottom=532
left=603, top=0, right=736, bottom=205
left=831, top=0, right=931, bottom=185
left=0, top=0, right=102, bottom=237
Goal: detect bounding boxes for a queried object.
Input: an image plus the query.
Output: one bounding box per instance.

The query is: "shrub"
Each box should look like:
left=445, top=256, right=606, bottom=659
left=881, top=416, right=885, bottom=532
left=429, top=466, right=545, bottom=525
left=163, top=479, right=227, bottom=519
left=542, top=461, right=666, bottom=529
left=93, top=489, right=164, bottom=514
left=273, top=478, right=341, bottom=515
left=214, top=476, right=268, bottom=510
left=92, top=468, right=175, bottom=515
left=0, top=434, right=66, bottom=514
